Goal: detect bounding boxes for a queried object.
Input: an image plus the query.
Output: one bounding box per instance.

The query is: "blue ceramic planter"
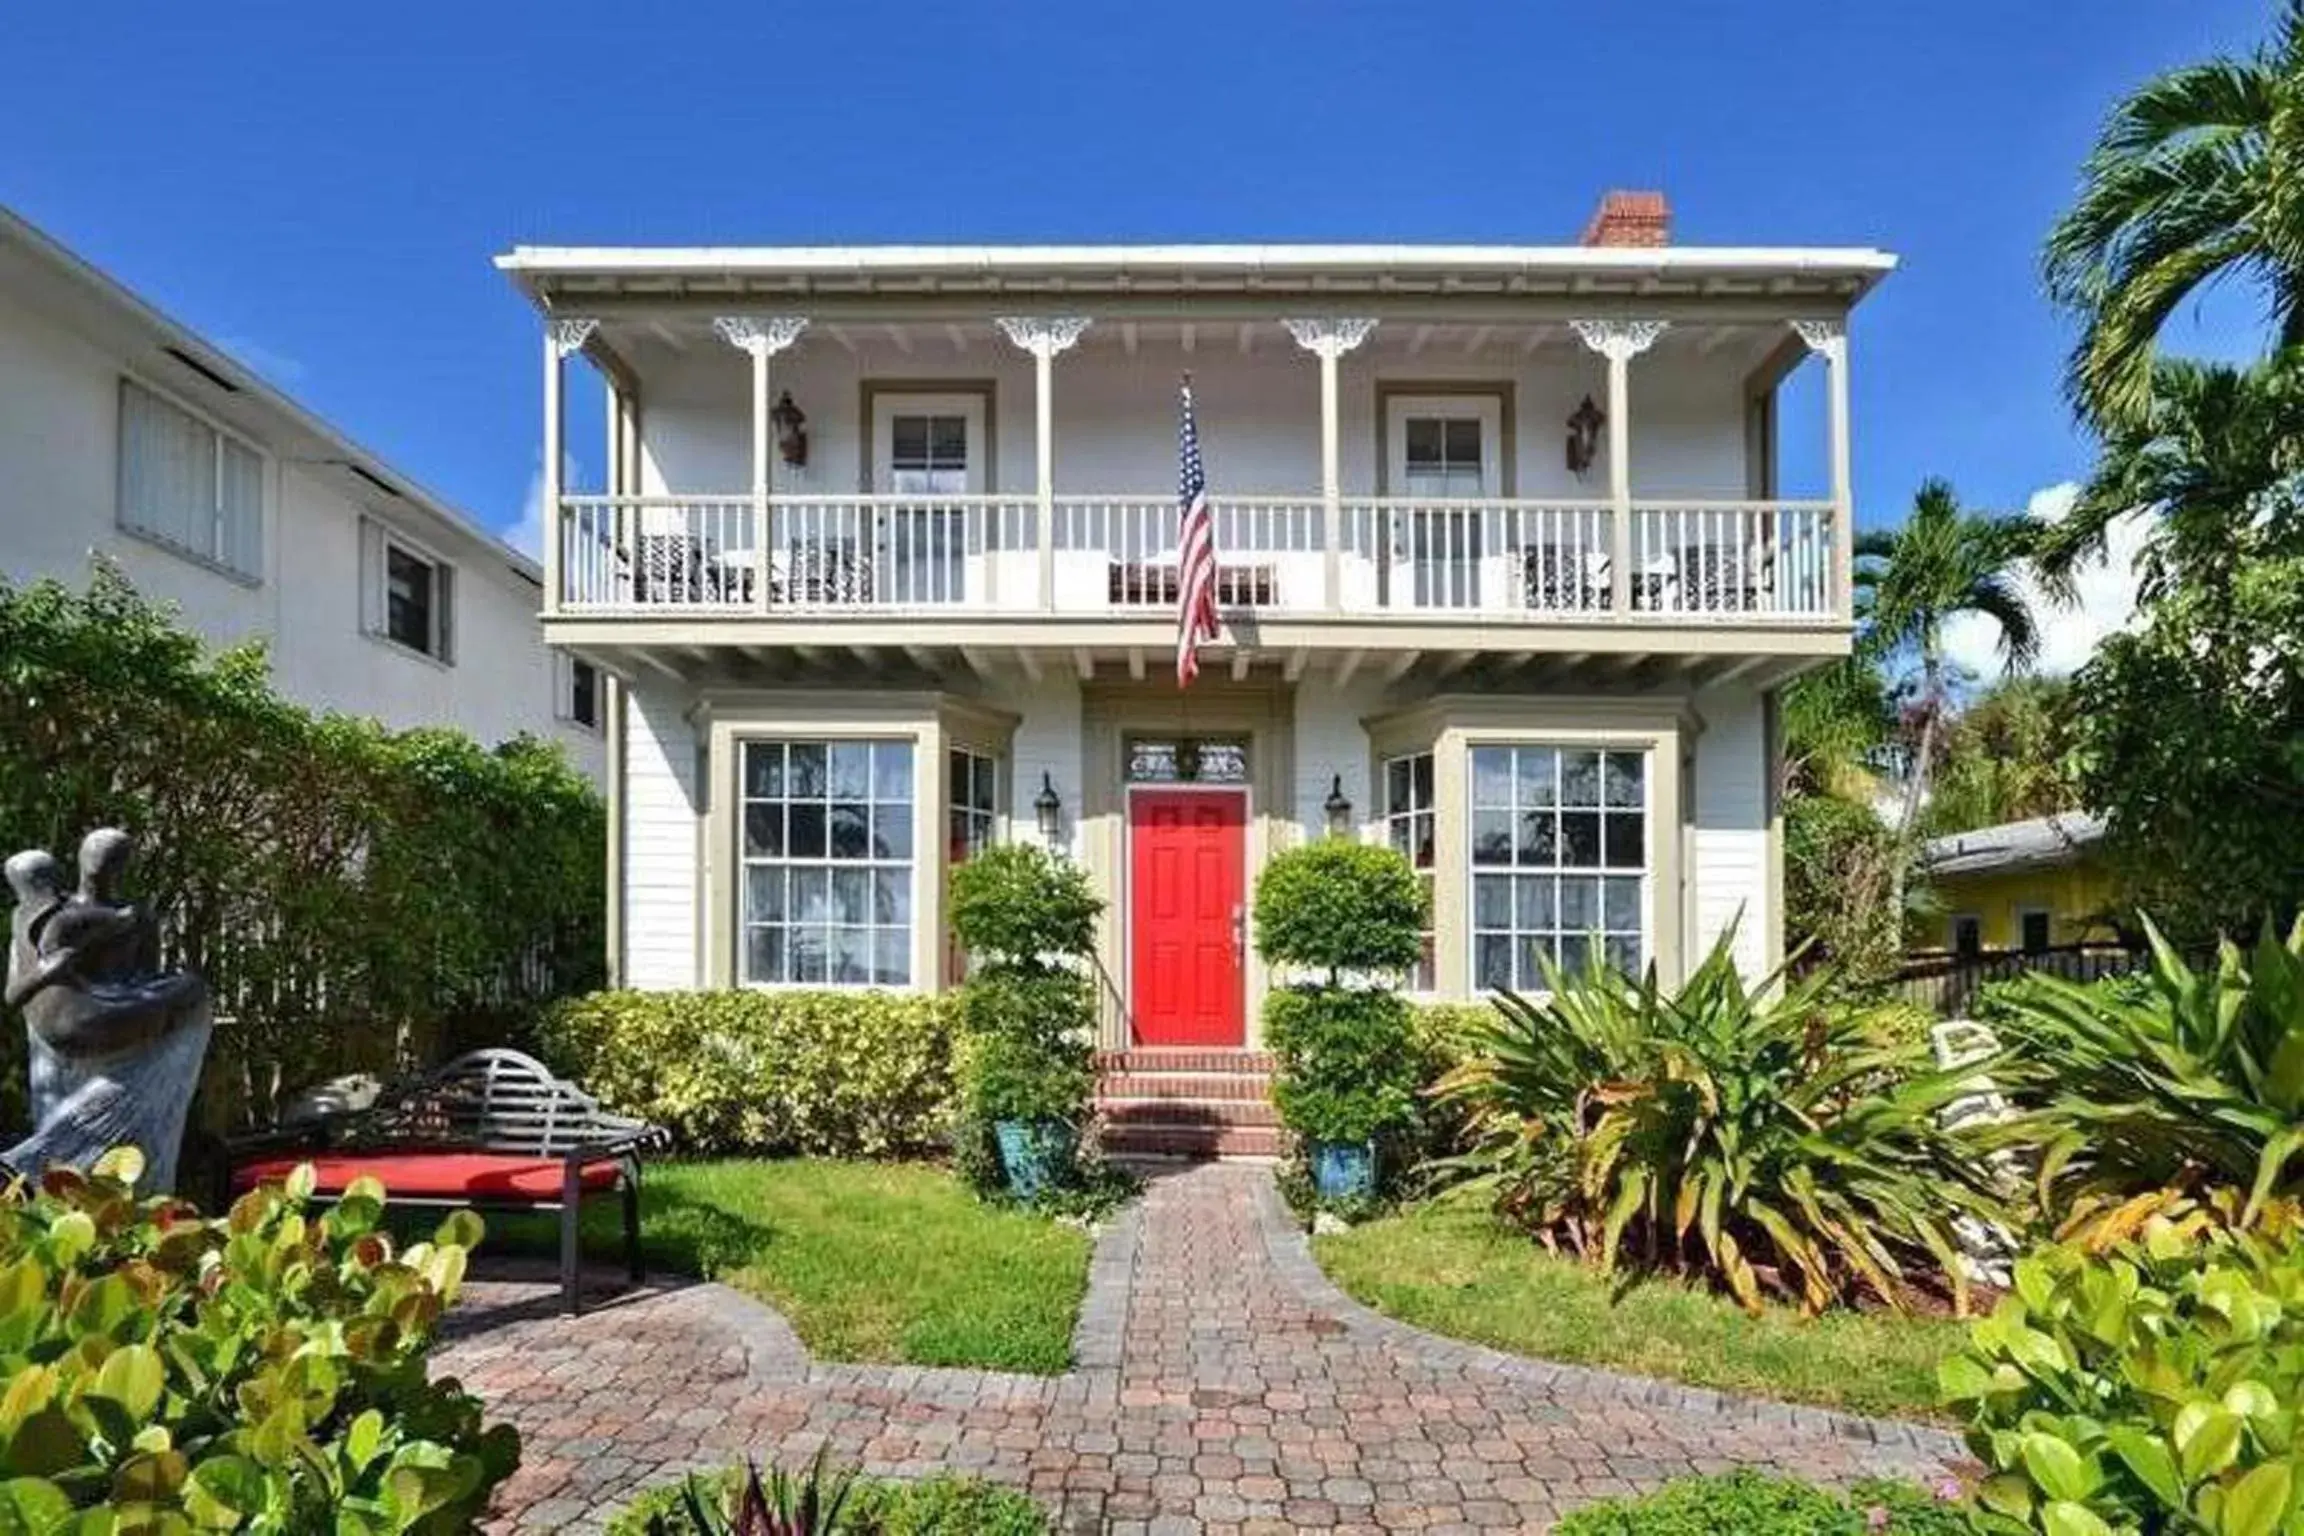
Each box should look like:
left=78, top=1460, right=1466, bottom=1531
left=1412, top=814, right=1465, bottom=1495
left=993, top=1119, right=1076, bottom=1200
left=1311, top=1140, right=1376, bottom=1200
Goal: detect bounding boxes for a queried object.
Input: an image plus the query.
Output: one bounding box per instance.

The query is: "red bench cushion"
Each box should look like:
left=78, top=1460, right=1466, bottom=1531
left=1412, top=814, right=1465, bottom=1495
left=230, top=1152, right=625, bottom=1201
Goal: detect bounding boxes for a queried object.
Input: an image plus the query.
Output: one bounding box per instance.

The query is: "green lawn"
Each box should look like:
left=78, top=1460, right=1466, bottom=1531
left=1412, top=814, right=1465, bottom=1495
left=1314, top=1191, right=1967, bottom=1421
left=524, top=1160, right=1091, bottom=1374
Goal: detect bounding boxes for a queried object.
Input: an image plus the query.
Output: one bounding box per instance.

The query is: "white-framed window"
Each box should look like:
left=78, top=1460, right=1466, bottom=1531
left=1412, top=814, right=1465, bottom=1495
left=117, top=378, right=264, bottom=580
left=740, top=739, right=914, bottom=987
left=559, top=655, right=602, bottom=731
left=1470, top=745, right=1647, bottom=990
left=1382, top=751, right=1437, bottom=991
left=384, top=541, right=452, bottom=659
left=948, top=748, right=1000, bottom=862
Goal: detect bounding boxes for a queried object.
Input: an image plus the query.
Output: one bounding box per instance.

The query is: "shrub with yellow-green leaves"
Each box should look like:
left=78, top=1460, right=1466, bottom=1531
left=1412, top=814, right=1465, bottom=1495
left=1941, top=1209, right=2304, bottom=1535
left=0, top=1148, right=516, bottom=1532
left=538, top=990, right=958, bottom=1158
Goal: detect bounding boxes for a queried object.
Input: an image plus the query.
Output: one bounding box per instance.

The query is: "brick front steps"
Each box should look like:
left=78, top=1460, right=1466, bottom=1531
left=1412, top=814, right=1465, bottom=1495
left=1094, top=1048, right=1281, bottom=1161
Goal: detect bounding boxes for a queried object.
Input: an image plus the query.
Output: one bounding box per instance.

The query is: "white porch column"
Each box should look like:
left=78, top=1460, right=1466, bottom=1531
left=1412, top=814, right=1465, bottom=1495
left=541, top=318, right=598, bottom=616
left=1571, top=320, right=1668, bottom=615
left=1283, top=318, right=1377, bottom=612
left=997, top=316, right=1092, bottom=610
left=1792, top=318, right=1853, bottom=619
left=714, top=316, right=810, bottom=613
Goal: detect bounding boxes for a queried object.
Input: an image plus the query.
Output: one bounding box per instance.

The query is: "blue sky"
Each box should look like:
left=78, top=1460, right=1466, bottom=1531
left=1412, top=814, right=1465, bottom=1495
left=3, top=0, right=2275, bottom=557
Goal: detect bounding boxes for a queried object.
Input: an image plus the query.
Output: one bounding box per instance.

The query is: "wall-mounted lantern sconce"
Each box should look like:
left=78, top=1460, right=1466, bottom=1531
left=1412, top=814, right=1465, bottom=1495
left=1324, top=773, right=1354, bottom=837
left=770, top=390, right=809, bottom=467
left=1565, top=394, right=1604, bottom=478
left=1035, top=771, right=1064, bottom=844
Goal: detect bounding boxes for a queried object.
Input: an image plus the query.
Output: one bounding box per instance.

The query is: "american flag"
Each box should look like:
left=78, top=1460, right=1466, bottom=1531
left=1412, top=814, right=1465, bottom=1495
left=1174, top=378, right=1220, bottom=686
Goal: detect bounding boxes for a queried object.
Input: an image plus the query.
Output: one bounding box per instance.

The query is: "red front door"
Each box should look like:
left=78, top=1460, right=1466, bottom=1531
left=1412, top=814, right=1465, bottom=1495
left=1129, top=789, right=1247, bottom=1046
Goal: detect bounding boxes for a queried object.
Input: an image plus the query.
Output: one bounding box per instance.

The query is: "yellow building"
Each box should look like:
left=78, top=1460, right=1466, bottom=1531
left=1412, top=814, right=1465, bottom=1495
left=1916, top=812, right=2116, bottom=955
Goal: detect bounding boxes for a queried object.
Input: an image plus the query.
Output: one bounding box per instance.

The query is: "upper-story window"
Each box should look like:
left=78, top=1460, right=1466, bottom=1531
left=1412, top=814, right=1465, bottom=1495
left=118, top=379, right=264, bottom=580
left=1470, top=746, right=1647, bottom=990
left=889, top=414, right=970, bottom=494
left=1401, top=416, right=1486, bottom=498
left=383, top=542, right=453, bottom=660
left=560, top=655, right=601, bottom=731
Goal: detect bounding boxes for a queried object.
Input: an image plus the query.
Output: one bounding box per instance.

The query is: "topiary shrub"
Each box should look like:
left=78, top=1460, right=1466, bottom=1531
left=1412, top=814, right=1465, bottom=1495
left=1254, top=840, right=1428, bottom=1201
left=947, top=846, right=1107, bottom=1204
left=537, top=990, right=957, bottom=1157
left=0, top=1148, right=517, bottom=1529
left=1252, top=840, right=1426, bottom=983
left=1940, top=1209, right=2304, bottom=1536
left=1553, top=1470, right=1980, bottom=1535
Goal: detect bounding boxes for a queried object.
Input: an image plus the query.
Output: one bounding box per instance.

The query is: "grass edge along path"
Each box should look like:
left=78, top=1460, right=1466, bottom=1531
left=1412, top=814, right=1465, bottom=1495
left=1312, top=1190, right=1967, bottom=1422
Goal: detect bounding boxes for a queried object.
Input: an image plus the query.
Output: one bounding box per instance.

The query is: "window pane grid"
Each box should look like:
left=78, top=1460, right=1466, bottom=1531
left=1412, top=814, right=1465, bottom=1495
left=1383, top=751, right=1438, bottom=991
left=742, top=739, right=914, bottom=987
left=947, top=747, right=999, bottom=862
left=1470, top=745, right=1647, bottom=991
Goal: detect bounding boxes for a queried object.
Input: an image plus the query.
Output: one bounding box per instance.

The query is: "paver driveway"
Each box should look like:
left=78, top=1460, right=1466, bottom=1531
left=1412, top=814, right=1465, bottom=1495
left=437, top=1163, right=1963, bottom=1533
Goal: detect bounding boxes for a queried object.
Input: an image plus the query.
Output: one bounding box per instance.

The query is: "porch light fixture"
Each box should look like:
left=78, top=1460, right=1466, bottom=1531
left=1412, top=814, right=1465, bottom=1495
left=1034, top=771, right=1064, bottom=843
left=1323, top=774, right=1353, bottom=837
left=770, top=390, right=809, bottom=467
left=1565, top=394, right=1604, bottom=478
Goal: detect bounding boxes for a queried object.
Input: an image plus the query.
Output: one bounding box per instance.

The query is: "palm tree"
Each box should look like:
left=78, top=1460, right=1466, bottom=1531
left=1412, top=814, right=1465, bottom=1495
left=2044, top=2, right=2304, bottom=429
left=2036, top=352, right=2303, bottom=618
left=1854, top=480, right=2042, bottom=842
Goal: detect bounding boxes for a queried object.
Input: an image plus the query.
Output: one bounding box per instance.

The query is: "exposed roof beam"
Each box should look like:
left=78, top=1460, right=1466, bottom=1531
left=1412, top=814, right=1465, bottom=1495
left=1236, top=322, right=1254, bottom=355
left=1462, top=325, right=1493, bottom=355
left=1335, top=649, right=1367, bottom=686
left=1408, top=324, right=1434, bottom=356
left=959, top=646, right=997, bottom=679
left=944, top=323, right=969, bottom=353
left=1127, top=647, right=1147, bottom=681
left=1434, top=649, right=1479, bottom=679
left=1521, top=328, right=1550, bottom=355
left=647, top=320, right=689, bottom=352
left=1180, top=323, right=1197, bottom=355
left=1017, top=648, right=1044, bottom=683
left=1230, top=650, right=1251, bottom=682
left=846, top=645, right=882, bottom=673
left=1121, top=322, right=1138, bottom=356
left=1283, top=648, right=1309, bottom=682
left=883, top=323, right=913, bottom=354
left=903, top=644, right=939, bottom=675
left=824, top=323, right=859, bottom=354
left=1073, top=647, right=1096, bottom=681
left=1382, top=649, right=1422, bottom=683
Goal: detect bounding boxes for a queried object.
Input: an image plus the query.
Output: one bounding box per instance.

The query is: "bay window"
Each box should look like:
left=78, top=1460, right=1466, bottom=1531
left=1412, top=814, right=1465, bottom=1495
left=1381, top=751, right=1437, bottom=991
left=740, top=739, right=914, bottom=986
left=1470, top=745, right=1647, bottom=990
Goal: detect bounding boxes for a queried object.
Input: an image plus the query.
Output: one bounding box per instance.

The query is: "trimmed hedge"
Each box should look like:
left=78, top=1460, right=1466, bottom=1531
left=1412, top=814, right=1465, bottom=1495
left=538, top=990, right=958, bottom=1157
left=0, top=563, right=603, bottom=1144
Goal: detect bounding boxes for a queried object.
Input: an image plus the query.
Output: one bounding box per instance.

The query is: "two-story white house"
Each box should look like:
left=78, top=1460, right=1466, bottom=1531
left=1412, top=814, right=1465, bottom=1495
left=0, top=205, right=604, bottom=780
left=501, top=193, right=1884, bottom=1153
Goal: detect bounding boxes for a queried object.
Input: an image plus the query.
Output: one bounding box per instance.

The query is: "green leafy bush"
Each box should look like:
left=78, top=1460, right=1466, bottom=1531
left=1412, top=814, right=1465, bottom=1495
left=0, top=563, right=604, bottom=1149
left=946, top=846, right=1105, bottom=1202
left=538, top=990, right=957, bottom=1157
left=1252, top=840, right=1426, bottom=981
left=1554, top=1470, right=1980, bottom=1535
left=1253, top=841, right=1428, bottom=1193
left=1437, top=930, right=2009, bottom=1315
left=1986, top=919, right=2304, bottom=1241
left=1940, top=1213, right=2304, bottom=1535
left=0, top=1148, right=517, bottom=1530
left=609, top=1463, right=1047, bottom=1535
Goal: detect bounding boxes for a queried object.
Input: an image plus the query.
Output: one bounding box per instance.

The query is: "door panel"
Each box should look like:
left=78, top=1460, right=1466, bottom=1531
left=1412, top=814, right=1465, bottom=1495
left=869, top=393, right=986, bottom=604
left=1129, top=789, right=1247, bottom=1047
left=1384, top=394, right=1503, bottom=609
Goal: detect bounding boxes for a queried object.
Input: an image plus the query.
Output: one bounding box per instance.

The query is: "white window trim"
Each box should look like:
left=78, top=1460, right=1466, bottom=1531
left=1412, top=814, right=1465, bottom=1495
left=737, top=737, right=921, bottom=991
left=116, top=374, right=269, bottom=585
left=365, top=522, right=456, bottom=666
left=1380, top=749, right=1440, bottom=998
left=556, top=653, right=604, bottom=733
left=1464, top=742, right=1653, bottom=992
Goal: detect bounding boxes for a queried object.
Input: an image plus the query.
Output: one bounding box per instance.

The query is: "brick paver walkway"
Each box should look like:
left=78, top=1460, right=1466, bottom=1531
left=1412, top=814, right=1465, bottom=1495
left=438, top=1164, right=1962, bottom=1533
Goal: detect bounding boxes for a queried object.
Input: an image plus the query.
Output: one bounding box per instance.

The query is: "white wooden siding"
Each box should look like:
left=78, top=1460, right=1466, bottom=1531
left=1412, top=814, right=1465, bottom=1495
left=622, top=684, right=702, bottom=988
left=1691, top=685, right=1771, bottom=977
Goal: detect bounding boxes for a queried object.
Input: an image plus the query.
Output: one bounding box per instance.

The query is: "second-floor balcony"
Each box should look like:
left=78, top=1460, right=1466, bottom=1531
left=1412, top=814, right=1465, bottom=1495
left=555, top=492, right=1838, bottom=622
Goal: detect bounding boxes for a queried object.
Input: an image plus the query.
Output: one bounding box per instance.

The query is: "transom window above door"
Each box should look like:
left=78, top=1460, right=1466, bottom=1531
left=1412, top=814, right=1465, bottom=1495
left=1126, top=738, right=1249, bottom=784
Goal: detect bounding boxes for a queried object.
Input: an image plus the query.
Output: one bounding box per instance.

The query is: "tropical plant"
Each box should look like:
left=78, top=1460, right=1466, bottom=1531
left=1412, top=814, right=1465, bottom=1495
left=1854, top=479, right=2042, bottom=850
left=2043, top=1, right=2304, bottom=429
left=537, top=990, right=959, bottom=1158
left=0, top=1149, right=517, bottom=1530
left=1985, top=918, right=2304, bottom=1241
left=1435, top=930, right=2010, bottom=1316
left=1553, top=1469, right=1980, bottom=1536
left=612, top=1462, right=1048, bottom=1536
left=1782, top=654, right=1894, bottom=802
left=1784, top=792, right=1907, bottom=982
left=1940, top=1213, right=2304, bottom=1535
left=1924, top=677, right=2084, bottom=838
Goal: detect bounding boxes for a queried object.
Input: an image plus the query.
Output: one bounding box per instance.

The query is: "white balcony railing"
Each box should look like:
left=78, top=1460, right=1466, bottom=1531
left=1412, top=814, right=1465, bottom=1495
left=554, top=494, right=1840, bottom=622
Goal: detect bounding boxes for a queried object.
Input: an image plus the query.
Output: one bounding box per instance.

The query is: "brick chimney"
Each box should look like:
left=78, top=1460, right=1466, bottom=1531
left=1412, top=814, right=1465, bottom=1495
left=1579, top=190, right=1671, bottom=247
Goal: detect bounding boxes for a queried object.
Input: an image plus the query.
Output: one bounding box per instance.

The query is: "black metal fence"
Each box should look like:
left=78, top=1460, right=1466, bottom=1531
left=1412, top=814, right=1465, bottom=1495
left=1890, top=942, right=2152, bottom=1017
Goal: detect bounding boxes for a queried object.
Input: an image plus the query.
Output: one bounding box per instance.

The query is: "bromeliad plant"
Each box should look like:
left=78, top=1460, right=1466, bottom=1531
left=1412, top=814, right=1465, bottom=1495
left=0, top=1147, right=517, bottom=1531
left=1940, top=1211, right=2304, bottom=1536
left=1436, top=930, right=2010, bottom=1316
left=1985, top=919, right=2304, bottom=1245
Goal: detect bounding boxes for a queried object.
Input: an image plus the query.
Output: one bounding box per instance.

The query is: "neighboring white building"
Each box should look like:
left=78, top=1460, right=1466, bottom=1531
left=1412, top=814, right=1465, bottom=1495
left=0, top=205, right=603, bottom=780
left=500, top=193, right=1884, bottom=1152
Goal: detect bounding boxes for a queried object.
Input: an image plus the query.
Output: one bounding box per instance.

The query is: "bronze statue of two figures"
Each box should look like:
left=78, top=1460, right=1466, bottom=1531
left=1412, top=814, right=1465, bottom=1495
left=3, top=829, right=212, bottom=1191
